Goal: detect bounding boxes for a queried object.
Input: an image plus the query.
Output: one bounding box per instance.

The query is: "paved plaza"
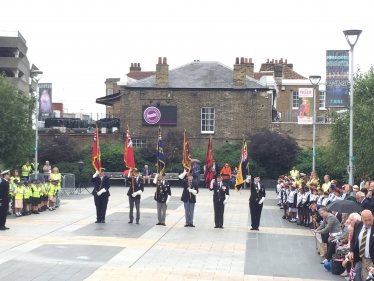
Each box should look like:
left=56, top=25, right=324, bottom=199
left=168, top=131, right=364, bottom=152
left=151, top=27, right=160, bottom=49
left=0, top=185, right=344, bottom=281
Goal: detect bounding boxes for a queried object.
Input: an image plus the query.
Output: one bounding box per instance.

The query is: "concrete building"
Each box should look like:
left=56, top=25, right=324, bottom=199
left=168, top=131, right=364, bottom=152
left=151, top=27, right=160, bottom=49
left=0, top=31, right=33, bottom=93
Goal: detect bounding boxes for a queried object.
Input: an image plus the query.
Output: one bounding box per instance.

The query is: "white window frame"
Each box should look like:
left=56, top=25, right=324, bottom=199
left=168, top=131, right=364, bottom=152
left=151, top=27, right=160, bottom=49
left=319, top=91, right=326, bottom=110
left=201, top=107, right=215, bottom=134
left=107, top=89, right=113, bottom=96
left=133, top=139, right=147, bottom=148
left=292, top=91, right=299, bottom=109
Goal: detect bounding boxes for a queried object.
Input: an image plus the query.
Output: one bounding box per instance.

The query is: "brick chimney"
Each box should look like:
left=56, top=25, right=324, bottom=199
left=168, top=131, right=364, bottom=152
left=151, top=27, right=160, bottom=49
left=156, top=57, right=168, bottom=87
left=245, top=58, right=254, bottom=78
left=129, top=63, right=141, bottom=72
left=233, top=57, right=246, bottom=88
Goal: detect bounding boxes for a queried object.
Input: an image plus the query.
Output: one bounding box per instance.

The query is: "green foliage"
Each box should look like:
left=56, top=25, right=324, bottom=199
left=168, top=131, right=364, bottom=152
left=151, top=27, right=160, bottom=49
left=329, top=66, right=374, bottom=183
left=0, top=74, right=35, bottom=169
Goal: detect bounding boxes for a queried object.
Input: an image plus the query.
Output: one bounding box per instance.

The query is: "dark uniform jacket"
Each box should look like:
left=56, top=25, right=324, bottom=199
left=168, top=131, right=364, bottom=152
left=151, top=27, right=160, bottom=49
left=249, top=181, right=266, bottom=203
left=127, top=176, right=144, bottom=199
left=91, top=176, right=111, bottom=197
left=360, top=198, right=374, bottom=214
left=181, top=180, right=198, bottom=203
left=154, top=179, right=171, bottom=203
left=350, top=221, right=374, bottom=264
left=0, top=179, right=9, bottom=204
left=210, top=181, right=229, bottom=203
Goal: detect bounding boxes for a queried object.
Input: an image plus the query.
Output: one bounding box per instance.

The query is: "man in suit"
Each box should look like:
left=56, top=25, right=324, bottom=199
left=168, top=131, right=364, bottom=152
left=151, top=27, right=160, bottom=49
left=91, top=168, right=110, bottom=223
left=0, top=170, right=10, bottom=231
left=154, top=173, right=171, bottom=226
left=315, top=207, right=341, bottom=243
left=181, top=173, right=198, bottom=227
left=209, top=174, right=229, bottom=229
left=249, top=175, right=266, bottom=231
left=356, top=191, right=374, bottom=214
left=127, top=169, right=144, bottom=224
left=349, top=210, right=374, bottom=280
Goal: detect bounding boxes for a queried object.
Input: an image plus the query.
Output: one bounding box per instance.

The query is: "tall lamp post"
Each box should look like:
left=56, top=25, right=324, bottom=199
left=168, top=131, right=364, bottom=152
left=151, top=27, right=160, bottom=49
left=343, top=29, right=362, bottom=185
left=309, top=75, right=321, bottom=172
left=31, top=70, right=43, bottom=176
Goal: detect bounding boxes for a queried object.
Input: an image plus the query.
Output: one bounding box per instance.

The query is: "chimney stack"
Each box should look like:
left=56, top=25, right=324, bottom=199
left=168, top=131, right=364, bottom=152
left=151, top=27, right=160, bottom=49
left=245, top=57, right=254, bottom=78
left=130, top=62, right=141, bottom=72
left=233, top=57, right=246, bottom=88
left=156, top=57, right=169, bottom=87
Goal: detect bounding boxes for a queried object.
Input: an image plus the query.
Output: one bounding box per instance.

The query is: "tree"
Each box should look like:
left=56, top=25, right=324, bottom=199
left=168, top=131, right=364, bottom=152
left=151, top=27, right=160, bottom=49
left=248, top=128, right=299, bottom=179
left=0, top=74, right=35, bottom=169
left=328, top=66, right=374, bottom=182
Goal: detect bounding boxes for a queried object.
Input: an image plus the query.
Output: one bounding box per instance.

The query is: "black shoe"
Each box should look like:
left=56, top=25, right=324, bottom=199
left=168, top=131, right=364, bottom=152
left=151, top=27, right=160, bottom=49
left=101, top=220, right=105, bottom=223
left=277, top=203, right=281, bottom=206
left=190, top=224, right=195, bottom=227
left=34, top=211, right=40, bottom=214
left=280, top=207, right=284, bottom=209
left=95, top=220, right=101, bottom=223
left=7, top=212, right=11, bottom=215
left=0, top=227, right=6, bottom=231
left=282, top=215, right=286, bottom=219
left=317, top=251, right=320, bottom=255
left=4, top=227, right=9, bottom=230
left=128, top=221, right=133, bottom=224
left=250, top=228, right=256, bottom=230
left=214, top=226, right=219, bottom=228
left=136, top=221, right=139, bottom=224
left=297, top=222, right=302, bottom=225
left=156, top=223, right=162, bottom=225
left=255, top=228, right=259, bottom=231
left=184, top=224, right=190, bottom=227
left=219, top=226, right=224, bottom=229
left=162, top=223, right=166, bottom=226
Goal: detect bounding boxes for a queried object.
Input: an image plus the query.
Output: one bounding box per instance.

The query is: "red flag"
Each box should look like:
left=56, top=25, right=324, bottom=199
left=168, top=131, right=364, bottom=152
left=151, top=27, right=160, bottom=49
left=124, top=125, right=136, bottom=169
left=204, top=135, right=214, bottom=187
left=182, top=130, right=191, bottom=174
left=92, top=127, right=101, bottom=171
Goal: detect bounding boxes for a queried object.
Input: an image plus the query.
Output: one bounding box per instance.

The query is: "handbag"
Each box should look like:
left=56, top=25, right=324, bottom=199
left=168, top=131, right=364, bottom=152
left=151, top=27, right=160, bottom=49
left=331, top=259, right=345, bottom=275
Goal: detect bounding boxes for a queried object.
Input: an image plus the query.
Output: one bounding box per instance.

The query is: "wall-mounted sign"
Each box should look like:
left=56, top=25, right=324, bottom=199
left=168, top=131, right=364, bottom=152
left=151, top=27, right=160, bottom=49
left=142, top=106, right=177, bottom=126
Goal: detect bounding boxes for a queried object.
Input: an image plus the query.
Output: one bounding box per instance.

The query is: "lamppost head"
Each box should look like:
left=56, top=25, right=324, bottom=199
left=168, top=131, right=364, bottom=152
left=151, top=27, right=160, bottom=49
left=309, top=75, right=321, bottom=86
left=343, top=30, right=362, bottom=49
left=31, top=70, right=43, bottom=82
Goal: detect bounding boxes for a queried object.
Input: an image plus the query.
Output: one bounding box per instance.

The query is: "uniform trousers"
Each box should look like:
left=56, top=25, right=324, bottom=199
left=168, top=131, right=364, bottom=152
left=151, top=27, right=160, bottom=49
left=0, top=200, right=8, bottom=227
left=94, top=193, right=108, bottom=221
left=157, top=202, right=167, bottom=223
left=214, top=201, right=225, bottom=226
left=129, top=197, right=140, bottom=222
left=184, top=202, right=195, bottom=225
left=249, top=201, right=263, bottom=229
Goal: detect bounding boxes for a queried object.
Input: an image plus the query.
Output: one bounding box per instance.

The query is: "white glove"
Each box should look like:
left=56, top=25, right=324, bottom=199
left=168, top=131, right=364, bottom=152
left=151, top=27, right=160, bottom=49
left=190, top=189, right=197, bottom=195
left=132, top=192, right=136, bottom=197
left=128, top=169, right=132, bottom=178
left=97, top=189, right=105, bottom=196
left=258, top=197, right=265, bottom=204
left=223, top=195, right=229, bottom=205
left=132, top=190, right=143, bottom=197
left=166, top=195, right=171, bottom=205
left=209, top=179, right=215, bottom=190
left=155, top=173, right=159, bottom=179
left=93, top=170, right=99, bottom=178
left=245, top=175, right=251, bottom=183
left=188, top=188, right=192, bottom=193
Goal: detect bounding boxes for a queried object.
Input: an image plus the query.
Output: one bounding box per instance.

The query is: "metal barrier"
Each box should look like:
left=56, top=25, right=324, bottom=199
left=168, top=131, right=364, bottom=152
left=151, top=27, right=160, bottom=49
left=28, top=173, right=47, bottom=181
left=61, top=173, right=76, bottom=196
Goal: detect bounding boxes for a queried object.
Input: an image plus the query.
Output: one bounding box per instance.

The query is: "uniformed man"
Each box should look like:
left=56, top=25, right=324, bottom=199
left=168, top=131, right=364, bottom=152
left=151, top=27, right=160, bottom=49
left=127, top=169, right=144, bottom=224
left=209, top=174, right=229, bottom=228
left=181, top=173, right=198, bottom=227
left=0, top=170, right=11, bottom=230
left=154, top=173, right=171, bottom=226
left=91, top=168, right=110, bottom=223
left=249, top=175, right=266, bottom=231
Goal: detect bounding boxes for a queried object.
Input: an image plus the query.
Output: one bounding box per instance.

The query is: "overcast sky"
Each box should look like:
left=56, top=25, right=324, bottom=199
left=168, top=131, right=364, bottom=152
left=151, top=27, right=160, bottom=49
left=1, top=0, right=373, bottom=119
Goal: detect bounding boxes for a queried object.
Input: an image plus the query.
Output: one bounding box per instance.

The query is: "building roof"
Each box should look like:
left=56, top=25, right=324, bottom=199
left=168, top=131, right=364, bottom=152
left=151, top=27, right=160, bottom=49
left=254, top=65, right=307, bottom=80
left=96, top=92, right=120, bottom=106
left=126, top=71, right=155, bottom=80
left=126, top=61, right=267, bottom=89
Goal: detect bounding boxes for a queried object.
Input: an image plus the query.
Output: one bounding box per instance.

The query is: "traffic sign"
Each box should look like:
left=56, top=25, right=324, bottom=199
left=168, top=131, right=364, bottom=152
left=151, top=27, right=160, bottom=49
left=351, top=156, right=356, bottom=162
left=312, top=152, right=316, bottom=157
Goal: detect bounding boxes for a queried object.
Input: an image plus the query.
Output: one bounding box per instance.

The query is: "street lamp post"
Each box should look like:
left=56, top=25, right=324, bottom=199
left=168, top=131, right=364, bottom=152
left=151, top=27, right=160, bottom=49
left=343, top=29, right=362, bottom=186
left=31, top=70, right=43, bottom=176
left=309, top=75, right=321, bottom=172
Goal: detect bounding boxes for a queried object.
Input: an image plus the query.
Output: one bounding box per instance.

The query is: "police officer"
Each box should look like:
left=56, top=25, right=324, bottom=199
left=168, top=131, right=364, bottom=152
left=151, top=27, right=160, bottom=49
left=127, top=169, right=144, bottom=224
left=181, top=173, right=198, bottom=227
left=91, top=168, right=111, bottom=223
left=209, top=174, right=229, bottom=228
left=154, top=173, right=171, bottom=226
left=0, top=170, right=11, bottom=230
left=249, top=175, right=266, bottom=231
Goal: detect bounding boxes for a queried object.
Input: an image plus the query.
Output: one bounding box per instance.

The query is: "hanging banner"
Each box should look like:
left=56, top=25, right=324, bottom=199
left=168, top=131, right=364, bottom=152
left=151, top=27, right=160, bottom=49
left=39, top=83, right=53, bottom=117
left=298, top=88, right=314, bottom=125
left=326, top=50, right=349, bottom=107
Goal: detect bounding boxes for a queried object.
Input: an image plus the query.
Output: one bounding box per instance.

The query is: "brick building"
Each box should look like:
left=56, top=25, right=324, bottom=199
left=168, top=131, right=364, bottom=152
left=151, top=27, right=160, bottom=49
left=118, top=57, right=271, bottom=148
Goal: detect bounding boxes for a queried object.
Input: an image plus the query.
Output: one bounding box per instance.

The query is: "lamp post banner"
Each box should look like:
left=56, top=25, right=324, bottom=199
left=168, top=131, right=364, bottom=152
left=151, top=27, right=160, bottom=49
left=39, top=83, right=53, bottom=117
left=326, top=50, right=350, bottom=108
left=298, top=88, right=313, bottom=124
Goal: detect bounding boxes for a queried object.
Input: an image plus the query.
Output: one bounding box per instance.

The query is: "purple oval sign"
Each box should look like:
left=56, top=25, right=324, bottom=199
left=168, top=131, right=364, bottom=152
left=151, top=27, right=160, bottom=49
left=143, top=107, right=161, bottom=124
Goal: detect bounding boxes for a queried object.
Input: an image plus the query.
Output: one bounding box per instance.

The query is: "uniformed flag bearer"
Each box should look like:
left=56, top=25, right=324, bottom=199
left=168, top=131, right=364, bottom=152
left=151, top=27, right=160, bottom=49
left=154, top=173, right=171, bottom=226
left=181, top=173, right=198, bottom=227
left=91, top=168, right=111, bottom=223
left=127, top=169, right=144, bottom=224
left=209, top=174, right=229, bottom=228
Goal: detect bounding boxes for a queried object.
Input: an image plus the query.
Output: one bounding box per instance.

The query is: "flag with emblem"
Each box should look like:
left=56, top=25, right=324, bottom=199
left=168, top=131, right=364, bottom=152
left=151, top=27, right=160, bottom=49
left=204, top=135, right=214, bottom=187
left=124, top=125, right=136, bottom=170
left=156, top=127, right=165, bottom=175
left=182, top=130, right=191, bottom=174
left=92, top=127, right=101, bottom=171
left=235, top=140, right=249, bottom=192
